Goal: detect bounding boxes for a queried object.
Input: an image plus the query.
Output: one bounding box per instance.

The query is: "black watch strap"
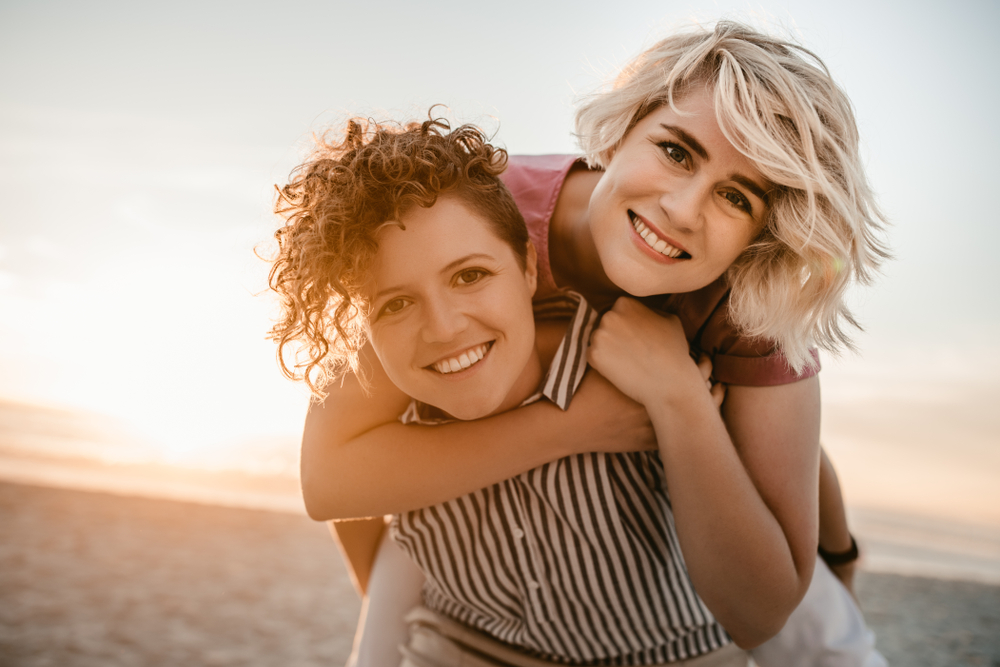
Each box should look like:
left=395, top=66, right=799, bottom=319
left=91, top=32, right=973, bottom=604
left=818, top=535, right=859, bottom=567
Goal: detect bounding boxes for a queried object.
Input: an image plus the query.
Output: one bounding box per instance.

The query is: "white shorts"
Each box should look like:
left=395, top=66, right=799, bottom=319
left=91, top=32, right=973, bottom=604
left=750, top=556, right=887, bottom=667
left=346, top=530, right=425, bottom=667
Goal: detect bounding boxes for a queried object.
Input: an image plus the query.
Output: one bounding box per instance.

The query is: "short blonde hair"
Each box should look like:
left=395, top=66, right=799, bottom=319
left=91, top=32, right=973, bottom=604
left=575, top=21, right=889, bottom=371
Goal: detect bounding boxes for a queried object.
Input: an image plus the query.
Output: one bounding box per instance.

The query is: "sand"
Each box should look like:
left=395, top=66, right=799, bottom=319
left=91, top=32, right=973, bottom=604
left=1, top=481, right=998, bottom=667
left=0, top=481, right=359, bottom=667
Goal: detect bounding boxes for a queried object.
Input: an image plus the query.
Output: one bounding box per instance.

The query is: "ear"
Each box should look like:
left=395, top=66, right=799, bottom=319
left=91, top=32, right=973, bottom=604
left=523, top=240, right=538, bottom=298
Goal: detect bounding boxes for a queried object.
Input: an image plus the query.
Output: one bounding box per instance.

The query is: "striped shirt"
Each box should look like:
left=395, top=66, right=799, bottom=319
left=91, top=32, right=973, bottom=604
left=391, top=292, right=730, bottom=665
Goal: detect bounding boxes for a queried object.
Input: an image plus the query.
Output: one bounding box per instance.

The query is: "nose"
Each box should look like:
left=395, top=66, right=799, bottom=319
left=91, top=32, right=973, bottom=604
left=419, top=293, right=469, bottom=344
left=659, top=179, right=709, bottom=233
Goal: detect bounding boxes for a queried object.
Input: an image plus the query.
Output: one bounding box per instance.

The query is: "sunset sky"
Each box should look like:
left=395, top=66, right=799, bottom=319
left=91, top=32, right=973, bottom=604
left=1, top=0, right=998, bottom=518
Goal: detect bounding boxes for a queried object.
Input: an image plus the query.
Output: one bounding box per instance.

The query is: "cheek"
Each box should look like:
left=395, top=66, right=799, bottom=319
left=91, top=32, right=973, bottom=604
left=587, top=173, right=617, bottom=226
left=516, top=307, right=536, bottom=345
left=707, top=218, right=759, bottom=264
left=726, top=228, right=760, bottom=263
left=589, top=203, right=626, bottom=262
left=371, top=329, right=412, bottom=379
left=497, top=298, right=535, bottom=358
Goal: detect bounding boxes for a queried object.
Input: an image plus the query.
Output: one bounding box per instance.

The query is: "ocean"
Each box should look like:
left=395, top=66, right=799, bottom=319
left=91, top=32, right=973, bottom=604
left=1, top=393, right=998, bottom=586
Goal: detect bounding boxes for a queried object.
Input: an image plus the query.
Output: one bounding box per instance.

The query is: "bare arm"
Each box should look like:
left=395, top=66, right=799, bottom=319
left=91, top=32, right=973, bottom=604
left=818, top=447, right=857, bottom=595
left=301, top=342, right=655, bottom=521
left=588, top=298, right=819, bottom=649
left=329, top=517, right=387, bottom=597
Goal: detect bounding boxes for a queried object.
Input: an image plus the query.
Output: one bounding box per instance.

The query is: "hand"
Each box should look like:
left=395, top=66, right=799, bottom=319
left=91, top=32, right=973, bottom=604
left=588, top=297, right=708, bottom=408
left=696, top=354, right=727, bottom=410
left=566, top=370, right=657, bottom=453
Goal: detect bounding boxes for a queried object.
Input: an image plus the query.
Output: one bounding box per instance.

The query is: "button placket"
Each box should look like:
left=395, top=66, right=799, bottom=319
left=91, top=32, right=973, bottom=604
left=513, top=479, right=555, bottom=622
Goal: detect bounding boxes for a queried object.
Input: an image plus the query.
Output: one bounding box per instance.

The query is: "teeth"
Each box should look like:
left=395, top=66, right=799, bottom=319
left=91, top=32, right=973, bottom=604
left=433, top=343, right=490, bottom=374
left=630, top=212, right=685, bottom=259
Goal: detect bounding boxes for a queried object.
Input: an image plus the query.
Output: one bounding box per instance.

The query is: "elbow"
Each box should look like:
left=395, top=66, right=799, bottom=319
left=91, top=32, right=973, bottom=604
left=300, top=468, right=371, bottom=521
left=726, top=571, right=813, bottom=649
left=727, top=613, right=791, bottom=650
left=303, top=497, right=335, bottom=522
left=300, top=470, right=341, bottom=522
left=302, top=491, right=335, bottom=522
left=719, top=573, right=807, bottom=650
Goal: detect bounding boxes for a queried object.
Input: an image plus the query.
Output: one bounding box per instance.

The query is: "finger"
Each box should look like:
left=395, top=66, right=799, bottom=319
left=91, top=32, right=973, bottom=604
left=613, top=296, right=638, bottom=313
left=696, top=354, right=713, bottom=383
left=710, top=382, right=727, bottom=409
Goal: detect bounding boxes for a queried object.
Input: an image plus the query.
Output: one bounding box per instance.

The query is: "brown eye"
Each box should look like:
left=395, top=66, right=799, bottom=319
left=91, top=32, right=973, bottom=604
left=722, top=190, right=752, bottom=214
left=378, top=298, right=409, bottom=318
left=455, top=269, right=488, bottom=286
left=658, top=142, right=689, bottom=165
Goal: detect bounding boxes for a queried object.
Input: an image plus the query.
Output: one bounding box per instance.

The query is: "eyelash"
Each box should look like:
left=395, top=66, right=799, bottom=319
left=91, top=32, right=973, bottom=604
left=455, top=268, right=489, bottom=286
left=376, top=297, right=410, bottom=319
left=657, top=141, right=689, bottom=166
left=721, top=190, right=753, bottom=215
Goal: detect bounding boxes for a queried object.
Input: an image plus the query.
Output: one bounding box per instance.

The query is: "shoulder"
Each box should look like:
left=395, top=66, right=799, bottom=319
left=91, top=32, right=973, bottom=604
left=503, top=156, right=584, bottom=299
left=502, top=154, right=580, bottom=184
left=500, top=155, right=581, bottom=218
left=657, top=278, right=821, bottom=387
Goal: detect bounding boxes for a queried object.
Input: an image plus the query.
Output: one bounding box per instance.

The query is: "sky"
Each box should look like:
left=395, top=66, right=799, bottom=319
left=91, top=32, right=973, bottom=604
left=0, top=0, right=998, bottom=491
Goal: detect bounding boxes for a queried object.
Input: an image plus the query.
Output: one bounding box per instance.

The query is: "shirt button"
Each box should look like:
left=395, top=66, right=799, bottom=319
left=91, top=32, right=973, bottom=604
left=528, top=580, right=540, bottom=590
left=512, top=528, right=524, bottom=539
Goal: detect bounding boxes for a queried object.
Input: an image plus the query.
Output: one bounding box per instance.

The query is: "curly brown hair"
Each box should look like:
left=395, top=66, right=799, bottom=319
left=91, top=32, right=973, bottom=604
left=268, top=112, right=527, bottom=398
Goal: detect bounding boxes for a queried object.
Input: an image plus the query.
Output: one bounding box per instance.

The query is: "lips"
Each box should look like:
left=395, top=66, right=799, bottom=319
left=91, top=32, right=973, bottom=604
left=629, top=211, right=690, bottom=259
left=428, top=342, right=492, bottom=374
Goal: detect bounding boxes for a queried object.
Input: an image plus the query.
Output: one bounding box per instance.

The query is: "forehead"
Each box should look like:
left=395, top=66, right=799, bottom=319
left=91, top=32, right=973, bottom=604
left=369, top=197, right=513, bottom=288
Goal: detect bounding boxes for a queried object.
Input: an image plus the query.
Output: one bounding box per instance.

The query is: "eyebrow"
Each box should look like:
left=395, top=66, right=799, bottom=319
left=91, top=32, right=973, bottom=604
left=373, top=252, right=497, bottom=301
left=661, top=124, right=708, bottom=159
left=731, top=175, right=770, bottom=203
left=662, top=123, right=770, bottom=203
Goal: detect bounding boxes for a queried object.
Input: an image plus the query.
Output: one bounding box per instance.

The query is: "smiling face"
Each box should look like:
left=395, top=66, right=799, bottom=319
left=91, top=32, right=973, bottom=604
left=366, top=196, right=540, bottom=421
left=588, top=86, right=771, bottom=297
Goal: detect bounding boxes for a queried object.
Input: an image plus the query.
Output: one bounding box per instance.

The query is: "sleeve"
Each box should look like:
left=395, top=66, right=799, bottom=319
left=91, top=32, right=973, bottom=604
left=712, top=348, right=820, bottom=387
left=662, top=279, right=821, bottom=387
left=500, top=155, right=581, bottom=298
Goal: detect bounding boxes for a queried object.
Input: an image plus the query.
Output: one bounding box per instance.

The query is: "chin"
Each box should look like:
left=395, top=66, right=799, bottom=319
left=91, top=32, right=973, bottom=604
left=604, top=261, right=664, bottom=297
left=441, top=396, right=503, bottom=421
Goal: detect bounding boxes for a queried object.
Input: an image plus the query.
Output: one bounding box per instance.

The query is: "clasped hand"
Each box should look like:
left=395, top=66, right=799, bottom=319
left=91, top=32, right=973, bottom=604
left=588, top=297, right=724, bottom=409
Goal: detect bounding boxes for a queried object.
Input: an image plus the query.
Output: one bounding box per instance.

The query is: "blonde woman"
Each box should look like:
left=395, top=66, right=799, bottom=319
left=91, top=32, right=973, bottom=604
left=272, top=20, right=888, bottom=665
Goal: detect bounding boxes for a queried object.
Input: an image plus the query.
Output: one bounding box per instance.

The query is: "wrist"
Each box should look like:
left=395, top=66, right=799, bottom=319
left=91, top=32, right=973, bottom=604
left=818, top=534, right=859, bottom=568
left=647, top=377, right=715, bottom=417
left=644, top=385, right=724, bottom=456
left=818, top=523, right=854, bottom=555
left=521, top=400, right=576, bottom=458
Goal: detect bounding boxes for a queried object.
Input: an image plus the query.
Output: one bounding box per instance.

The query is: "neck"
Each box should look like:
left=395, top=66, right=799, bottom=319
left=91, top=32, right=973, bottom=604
left=488, top=339, right=544, bottom=417
left=549, top=167, right=621, bottom=309
left=485, top=313, right=573, bottom=417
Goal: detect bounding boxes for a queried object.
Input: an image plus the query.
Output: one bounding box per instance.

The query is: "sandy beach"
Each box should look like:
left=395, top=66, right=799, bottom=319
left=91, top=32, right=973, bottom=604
left=0, top=481, right=359, bottom=667
left=1, top=480, right=998, bottom=667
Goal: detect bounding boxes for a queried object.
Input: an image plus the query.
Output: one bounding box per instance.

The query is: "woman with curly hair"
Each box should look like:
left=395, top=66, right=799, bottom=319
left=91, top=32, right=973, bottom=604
left=270, top=20, right=888, bottom=666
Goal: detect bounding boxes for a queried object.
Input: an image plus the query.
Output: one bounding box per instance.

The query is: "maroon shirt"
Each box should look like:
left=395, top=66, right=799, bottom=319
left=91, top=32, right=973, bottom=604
left=500, top=154, right=819, bottom=387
